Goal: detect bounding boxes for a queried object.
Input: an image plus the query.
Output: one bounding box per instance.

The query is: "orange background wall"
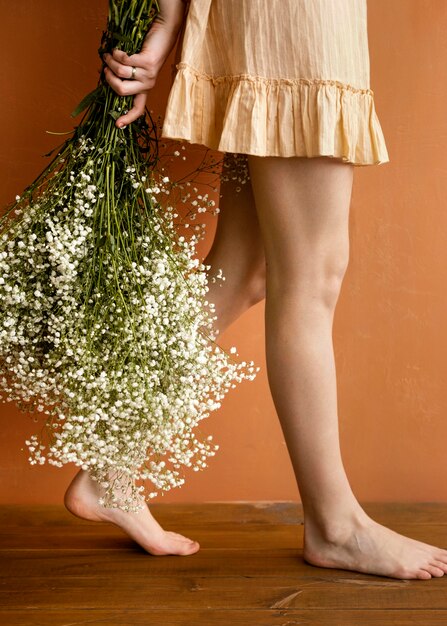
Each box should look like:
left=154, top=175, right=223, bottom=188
left=0, top=0, right=446, bottom=505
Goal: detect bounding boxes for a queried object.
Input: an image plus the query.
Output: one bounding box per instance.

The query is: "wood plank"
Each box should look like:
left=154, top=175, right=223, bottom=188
left=1, top=523, right=447, bottom=551
left=1, top=503, right=447, bottom=623
left=0, top=609, right=447, bottom=626
left=1, top=609, right=447, bottom=626
left=0, top=502, right=304, bottom=527
left=1, top=572, right=446, bottom=610
left=3, top=548, right=309, bottom=580
left=0, top=524, right=301, bottom=551
left=2, top=546, right=447, bottom=582
left=1, top=502, right=446, bottom=527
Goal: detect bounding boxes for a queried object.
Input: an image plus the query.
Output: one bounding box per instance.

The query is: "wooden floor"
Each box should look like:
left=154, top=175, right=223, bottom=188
left=1, top=502, right=447, bottom=625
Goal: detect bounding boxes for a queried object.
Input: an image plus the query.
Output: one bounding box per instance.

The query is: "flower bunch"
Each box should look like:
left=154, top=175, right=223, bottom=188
left=0, top=0, right=258, bottom=511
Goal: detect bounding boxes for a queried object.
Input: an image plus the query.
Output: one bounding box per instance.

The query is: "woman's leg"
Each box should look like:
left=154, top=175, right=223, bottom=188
left=200, top=153, right=266, bottom=332
left=246, top=154, right=447, bottom=580
left=64, top=153, right=266, bottom=555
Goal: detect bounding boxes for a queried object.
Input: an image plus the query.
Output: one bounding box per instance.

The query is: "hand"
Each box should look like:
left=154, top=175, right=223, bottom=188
left=102, top=0, right=187, bottom=128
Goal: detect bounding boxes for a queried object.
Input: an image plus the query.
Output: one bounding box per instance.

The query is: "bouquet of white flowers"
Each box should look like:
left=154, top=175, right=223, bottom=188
left=0, top=0, right=258, bottom=512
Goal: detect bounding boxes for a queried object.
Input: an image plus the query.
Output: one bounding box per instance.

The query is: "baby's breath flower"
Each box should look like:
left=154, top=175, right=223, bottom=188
left=0, top=5, right=257, bottom=513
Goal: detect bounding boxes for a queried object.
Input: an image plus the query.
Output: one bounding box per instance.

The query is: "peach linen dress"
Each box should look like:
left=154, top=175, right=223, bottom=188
left=161, top=0, right=390, bottom=166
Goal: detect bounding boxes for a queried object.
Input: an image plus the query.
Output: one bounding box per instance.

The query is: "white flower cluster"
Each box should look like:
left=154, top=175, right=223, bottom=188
left=220, top=152, right=251, bottom=194
left=157, top=137, right=251, bottom=226
left=0, top=136, right=259, bottom=512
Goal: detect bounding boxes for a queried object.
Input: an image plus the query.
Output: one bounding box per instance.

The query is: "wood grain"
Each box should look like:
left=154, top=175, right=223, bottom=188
left=0, top=503, right=446, bottom=625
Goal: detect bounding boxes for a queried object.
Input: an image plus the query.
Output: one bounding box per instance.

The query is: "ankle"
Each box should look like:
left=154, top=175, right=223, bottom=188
left=304, top=504, right=370, bottom=545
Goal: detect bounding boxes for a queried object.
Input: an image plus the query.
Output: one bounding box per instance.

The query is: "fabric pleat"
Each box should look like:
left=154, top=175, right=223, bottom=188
left=161, top=0, right=390, bottom=166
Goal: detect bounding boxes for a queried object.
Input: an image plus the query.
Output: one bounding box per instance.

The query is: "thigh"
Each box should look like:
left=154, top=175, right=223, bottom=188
left=246, top=155, right=354, bottom=279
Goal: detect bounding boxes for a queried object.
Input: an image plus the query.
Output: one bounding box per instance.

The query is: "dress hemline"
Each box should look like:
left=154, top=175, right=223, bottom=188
left=161, top=62, right=390, bottom=166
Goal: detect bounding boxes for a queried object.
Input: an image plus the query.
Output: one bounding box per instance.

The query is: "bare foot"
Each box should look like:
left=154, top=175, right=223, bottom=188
left=303, top=511, right=447, bottom=579
left=64, top=469, right=200, bottom=556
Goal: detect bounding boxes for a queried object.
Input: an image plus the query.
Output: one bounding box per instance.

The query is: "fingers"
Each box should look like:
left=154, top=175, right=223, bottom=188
left=103, top=65, right=146, bottom=96
left=115, top=92, right=148, bottom=129
left=102, top=49, right=157, bottom=128
left=103, top=51, right=134, bottom=80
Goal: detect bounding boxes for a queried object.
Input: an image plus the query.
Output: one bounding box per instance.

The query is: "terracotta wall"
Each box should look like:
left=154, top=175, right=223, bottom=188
left=0, top=0, right=446, bottom=504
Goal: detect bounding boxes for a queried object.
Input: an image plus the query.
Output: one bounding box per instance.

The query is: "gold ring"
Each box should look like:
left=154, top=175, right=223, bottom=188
left=131, top=66, right=137, bottom=80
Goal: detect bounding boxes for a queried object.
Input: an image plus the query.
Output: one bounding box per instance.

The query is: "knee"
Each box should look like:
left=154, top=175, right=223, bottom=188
left=268, top=249, right=349, bottom=310
left=246, top=257, right=267, bottom=306
left=319, top=254, right=349, bottom=309
left=312, top=250, right=350, bottom=309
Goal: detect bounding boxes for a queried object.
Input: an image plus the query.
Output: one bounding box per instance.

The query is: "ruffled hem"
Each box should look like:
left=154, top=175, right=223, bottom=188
left=161, top=62, right=390, bottom=166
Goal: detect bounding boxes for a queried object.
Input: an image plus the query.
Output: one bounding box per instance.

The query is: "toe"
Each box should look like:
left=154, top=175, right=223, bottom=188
left=424, top=565, right=445, bottom=577
left=433, top=561, right=447, bottom=573
left=167, top=532, right=200, bottom=552
left=416, top=569, right=432, bottom=580
left=435, top=552, right=447, bottom=564
left=168, top=531, right=197, bottom=543
left=178, top=540, right=200, bottom=555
